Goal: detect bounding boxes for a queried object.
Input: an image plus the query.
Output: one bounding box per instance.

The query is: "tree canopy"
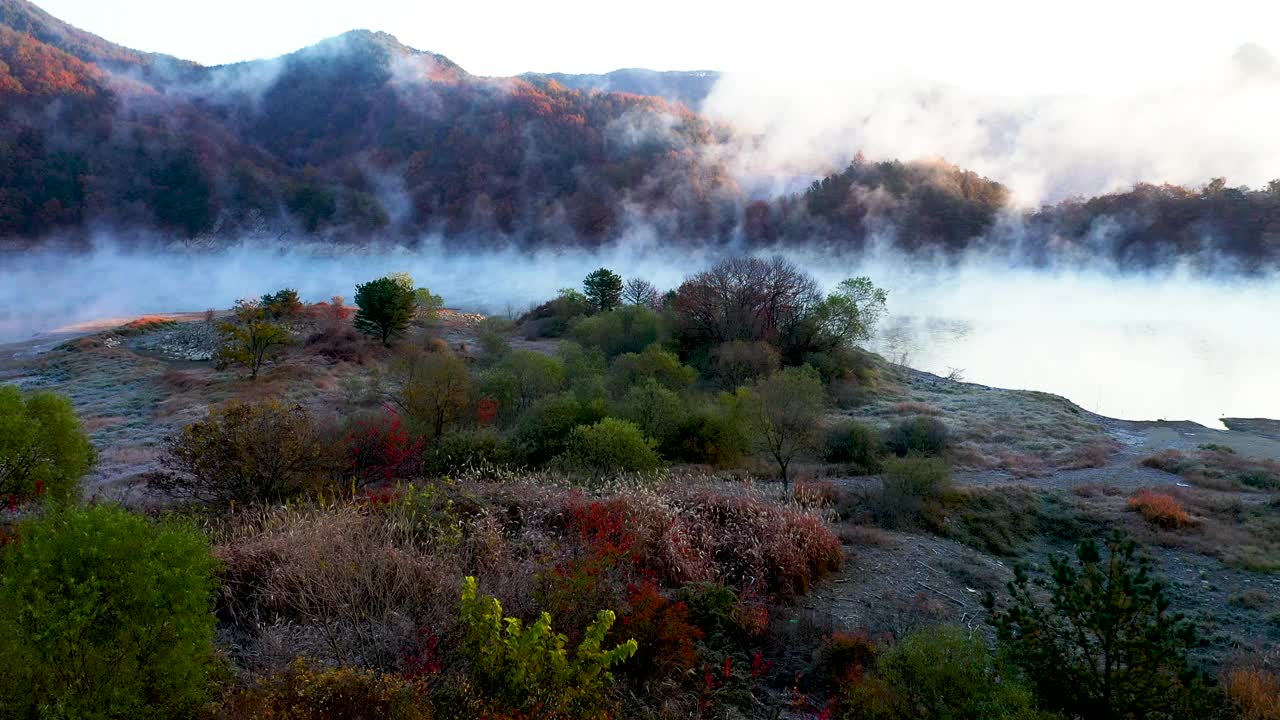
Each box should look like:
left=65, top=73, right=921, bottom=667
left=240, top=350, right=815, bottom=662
left=0, top=385, right=93, bottom=501
left=354, top=276, right=416, bottom=346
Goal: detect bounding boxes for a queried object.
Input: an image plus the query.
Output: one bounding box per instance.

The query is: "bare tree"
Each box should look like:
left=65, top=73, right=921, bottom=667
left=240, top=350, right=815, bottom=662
left=672, top=256, right=824, bottom=360
left=622, top=277, right=661, bottom=308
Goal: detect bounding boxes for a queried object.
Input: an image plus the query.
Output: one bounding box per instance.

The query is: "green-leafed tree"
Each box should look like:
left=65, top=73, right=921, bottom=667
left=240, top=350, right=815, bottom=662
left=0, top=385, right=93, bottom=501
left=815, top=277, right=888, bottom=347
left=391, top=346, right=472, bottom=439
left=742, top=365, right=826, bottom=489
left=260, top=288, right=303, bottom=318
left=414, top=287, right=445, bottom=323
left=354, top=276, right=416, bottom=346
left=0, top=505, right=219, bottom=720
left=214, top=301, right=291, bottom=380
left=583, top=268, right=623, bottom=312
left=984, top=531, right=1220, bottom=720
left=480, top=350, right=566, bottom=417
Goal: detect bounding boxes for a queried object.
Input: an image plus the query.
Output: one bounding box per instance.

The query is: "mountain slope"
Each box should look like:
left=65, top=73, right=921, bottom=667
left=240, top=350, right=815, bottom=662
left=0, top=8, right=737, bottom=244
left=0, top=1, right=1276, bottom=271
left=521, top=68, right=720, bottom=108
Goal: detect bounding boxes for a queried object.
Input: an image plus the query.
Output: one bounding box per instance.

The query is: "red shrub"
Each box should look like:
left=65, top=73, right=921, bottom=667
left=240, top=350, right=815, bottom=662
left=619, top=582, right=703, bottom=682
left=816, top=630, right=882, bottom=685
left=346, top=410, right=425, bottom=487
left=475, top=397, right=499, bottom=427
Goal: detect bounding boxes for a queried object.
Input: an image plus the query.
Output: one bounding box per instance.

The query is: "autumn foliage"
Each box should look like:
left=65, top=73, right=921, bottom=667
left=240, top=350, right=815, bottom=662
left=1128, top=489, right=1193, bottom=528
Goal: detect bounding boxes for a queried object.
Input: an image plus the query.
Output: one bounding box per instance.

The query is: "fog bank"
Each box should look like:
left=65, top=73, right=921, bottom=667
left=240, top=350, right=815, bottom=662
left=703, top=44, right=1280, bottom=204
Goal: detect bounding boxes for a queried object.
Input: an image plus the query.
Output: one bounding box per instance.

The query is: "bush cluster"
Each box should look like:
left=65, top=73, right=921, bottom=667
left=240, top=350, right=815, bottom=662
left=884, top=415, right=949, bottom=457
left=0, top=505, right=219, bottom=720
left=0, top=385, right=94, bottom=501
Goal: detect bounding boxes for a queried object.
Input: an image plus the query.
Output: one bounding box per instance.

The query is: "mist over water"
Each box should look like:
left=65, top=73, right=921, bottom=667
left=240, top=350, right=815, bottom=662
left=2, top=243, right=1276, bottom=427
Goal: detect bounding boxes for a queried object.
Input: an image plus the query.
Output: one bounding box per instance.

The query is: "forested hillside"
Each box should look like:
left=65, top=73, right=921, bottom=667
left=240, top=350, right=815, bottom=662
left=1, top=0, right=1278, bottom=270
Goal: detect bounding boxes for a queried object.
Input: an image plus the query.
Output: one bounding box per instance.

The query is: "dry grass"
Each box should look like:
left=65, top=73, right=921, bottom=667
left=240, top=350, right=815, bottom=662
left=205, top=474, right=844, bottom=673
left=81, top=415, right=127, bottom=433
left=839, top=524, right=893, bottom=547
left=114, top=316, right=179, bottom=336
left=1128, top=489, right=1194, bottom=529
left=892, top=401, right=940, bottom=416
left=1226, top=668, right=1280, bottom=720
left=1075, top=484, right=1280, bottom=573
left=792, top=478, right=840, bottom=509
left=852, top=372, right=1113, bottom=474
left=1142, top=449, right=1280, bottom=491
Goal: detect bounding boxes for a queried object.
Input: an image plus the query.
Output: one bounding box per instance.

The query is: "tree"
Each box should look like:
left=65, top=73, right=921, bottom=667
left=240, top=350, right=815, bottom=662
left=154, top=401, right=326, bottom=509
left=622, top=277, right=661, bottom=308
left=391, top=346, right=472, bottom=438
left=712, top=340, right=780, bottom=390
left=354, top=276, right=416, bottom=346
left=260, top=288, right=303, bottom=318
left=215, top=302, right=291, bottom=380
left=0, top=505, right=218, bottom=719
left=387, top=271, right=415, bottom=292
left=813, top=277, right=888, bottom=348
left=583, top=267, right=623, bottom=312
left=0, top=385, right=93, bottom=501
left=614, top=378, right=686, bottom=450
left=512, top=393, right=604, bottom=465
left=413, top=287, right=444, bottom=323
left=984, top=531, right=1218, bottom=720
left=481, top=350, right=566, bottom=417
left=672, top=256, right=824, bottom=363
left=569, top=304, right=664, bottom=358
left=607, top=344, right=697, bottom=396
left=743, top=365, right=826, bottom=488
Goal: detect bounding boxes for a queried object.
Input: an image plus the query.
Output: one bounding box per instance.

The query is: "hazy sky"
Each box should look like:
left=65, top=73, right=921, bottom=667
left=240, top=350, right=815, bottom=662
left=33, top=0, right=1279, bottom=90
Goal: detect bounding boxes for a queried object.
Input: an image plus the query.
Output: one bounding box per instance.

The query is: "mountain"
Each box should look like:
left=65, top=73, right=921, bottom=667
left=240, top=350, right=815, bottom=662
left=0, top=0, right=1277, bottom=270
left=521, top=68, right=720, bottom=109
left=0, top=3, right=735, bottom=244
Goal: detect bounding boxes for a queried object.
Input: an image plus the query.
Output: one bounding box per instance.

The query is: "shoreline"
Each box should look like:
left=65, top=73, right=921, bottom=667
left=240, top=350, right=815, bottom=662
left=2, top=311, right=1277, bottom=435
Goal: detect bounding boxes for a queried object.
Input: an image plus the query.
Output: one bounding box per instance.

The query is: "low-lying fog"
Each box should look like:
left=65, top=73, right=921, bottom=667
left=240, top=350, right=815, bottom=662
left=2, top=243, right=1276, bottom=428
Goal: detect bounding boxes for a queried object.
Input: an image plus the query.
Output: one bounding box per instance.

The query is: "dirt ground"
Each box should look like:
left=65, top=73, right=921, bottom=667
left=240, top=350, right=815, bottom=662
left=799, top=367, right=1280, bottom=670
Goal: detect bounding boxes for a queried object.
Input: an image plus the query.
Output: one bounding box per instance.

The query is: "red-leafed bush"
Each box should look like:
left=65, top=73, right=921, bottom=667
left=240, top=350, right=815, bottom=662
left=346, top=410, right=425, bottom=487
left=817, top=630, right=882, bottom=686
left=618, top=582, right=703, bottom=682
left=475, top=396, right=499, bottom=427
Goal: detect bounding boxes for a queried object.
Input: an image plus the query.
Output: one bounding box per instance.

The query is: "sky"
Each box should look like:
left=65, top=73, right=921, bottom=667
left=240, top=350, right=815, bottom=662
left=26, top=0, right=1280, bottom=202
left=32, top=0, right=1280, bottom=91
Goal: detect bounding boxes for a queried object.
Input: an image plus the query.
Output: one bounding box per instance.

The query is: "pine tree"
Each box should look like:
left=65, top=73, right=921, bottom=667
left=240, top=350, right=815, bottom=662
left=983, top=530, right=1219, bottom=719
left=583, top=268, right=623, bottom=312
left=353, top=276, right=415, bottom=346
